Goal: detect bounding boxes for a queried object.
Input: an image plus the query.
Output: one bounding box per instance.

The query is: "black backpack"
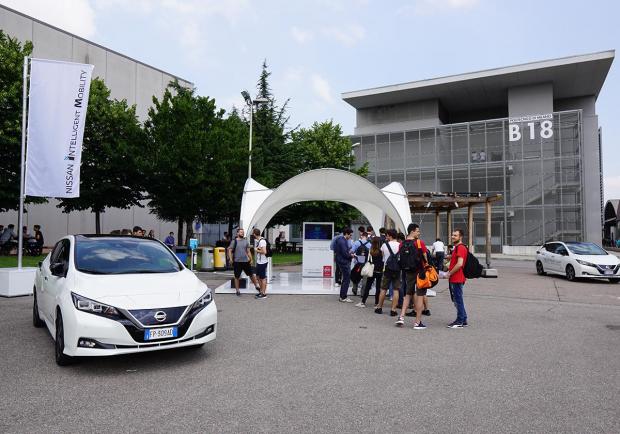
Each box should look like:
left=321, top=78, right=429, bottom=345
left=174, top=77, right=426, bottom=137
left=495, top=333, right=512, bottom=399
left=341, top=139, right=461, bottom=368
left=457, top=244, right=483, bottom=279
left=399, top=239, right=423, bottom=272
left=384, top=242, right=401, bottom=273
left=355, top=240, right=370, bottom=262
left=264, top=239, right=273, bottom=258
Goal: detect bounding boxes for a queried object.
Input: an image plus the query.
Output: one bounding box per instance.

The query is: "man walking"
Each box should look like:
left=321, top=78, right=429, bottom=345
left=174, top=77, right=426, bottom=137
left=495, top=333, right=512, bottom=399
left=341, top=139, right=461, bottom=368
left=227, top=228, right=260, bottom=297
left=396, top=223, right=428, bottom=329
left=252, top=228, right=269, bottom=299
left=432, top=237, right=446, bottom=270
left=335, top=227, right=354, bottom=303
left=446, top=228, right=468, bottom=328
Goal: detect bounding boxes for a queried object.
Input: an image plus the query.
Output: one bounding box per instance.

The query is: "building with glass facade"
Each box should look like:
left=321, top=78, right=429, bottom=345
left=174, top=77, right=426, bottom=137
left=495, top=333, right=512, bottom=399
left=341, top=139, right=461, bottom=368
left=343, top=51, right=614, bottom=251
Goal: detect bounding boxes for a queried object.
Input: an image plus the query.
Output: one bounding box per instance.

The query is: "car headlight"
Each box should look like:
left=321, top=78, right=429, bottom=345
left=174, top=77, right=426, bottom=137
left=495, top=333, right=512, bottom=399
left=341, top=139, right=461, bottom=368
left=576, top=260, right=596, bottom=268
left=71, top=292, right=122, bottom=320
left=189, top=288, right=213, bottom=315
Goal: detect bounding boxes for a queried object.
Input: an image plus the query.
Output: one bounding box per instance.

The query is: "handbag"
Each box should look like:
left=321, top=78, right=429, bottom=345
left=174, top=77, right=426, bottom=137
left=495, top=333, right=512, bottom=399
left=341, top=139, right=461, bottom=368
left=350, top=263, right=363, bottom=284
left=361, top=255, right=374, bottom=278
left=415, top=240, right=439, bottom=289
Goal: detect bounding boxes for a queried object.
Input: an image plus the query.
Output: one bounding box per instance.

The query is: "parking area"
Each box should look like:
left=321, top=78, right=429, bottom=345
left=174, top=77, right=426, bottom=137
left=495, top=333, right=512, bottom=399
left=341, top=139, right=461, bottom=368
left=1, top=259, right=619, bottom=433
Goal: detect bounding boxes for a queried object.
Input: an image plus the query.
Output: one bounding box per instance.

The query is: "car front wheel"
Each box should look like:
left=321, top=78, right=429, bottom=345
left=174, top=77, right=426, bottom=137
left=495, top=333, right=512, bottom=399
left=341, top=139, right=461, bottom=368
left=536, top=261, right=546, bottom=276
left=55, top=310, right=75, bottom=366
left=566, top=264, right=576, bottom=282
left=33, top=289, right=44, bottom=328
left=609, top=278, right=620, bottom=283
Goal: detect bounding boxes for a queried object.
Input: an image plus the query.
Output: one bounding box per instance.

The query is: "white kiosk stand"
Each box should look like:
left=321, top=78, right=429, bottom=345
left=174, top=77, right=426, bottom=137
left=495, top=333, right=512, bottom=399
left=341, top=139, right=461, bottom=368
left=302, top=222, right=334, bottom=278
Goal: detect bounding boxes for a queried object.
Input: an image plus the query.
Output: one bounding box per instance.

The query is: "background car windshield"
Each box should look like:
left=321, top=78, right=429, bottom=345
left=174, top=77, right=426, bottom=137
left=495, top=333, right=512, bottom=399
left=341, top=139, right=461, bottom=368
left=75, top=237, right=181, bottom=274
left=565, top=242, right=607, bottom=256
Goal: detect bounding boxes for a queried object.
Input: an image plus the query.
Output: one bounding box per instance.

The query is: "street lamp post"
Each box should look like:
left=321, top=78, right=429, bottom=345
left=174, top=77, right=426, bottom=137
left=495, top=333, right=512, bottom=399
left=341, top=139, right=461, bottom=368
left=241, top=91, right=268, bottom=179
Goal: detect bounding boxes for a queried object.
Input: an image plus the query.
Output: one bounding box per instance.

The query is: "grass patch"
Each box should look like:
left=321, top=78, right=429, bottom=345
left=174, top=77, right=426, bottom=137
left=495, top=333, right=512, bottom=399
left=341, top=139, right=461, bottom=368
left=0, top=255, right=47, bottom=268
left=271, top=252, right=302, bottom=265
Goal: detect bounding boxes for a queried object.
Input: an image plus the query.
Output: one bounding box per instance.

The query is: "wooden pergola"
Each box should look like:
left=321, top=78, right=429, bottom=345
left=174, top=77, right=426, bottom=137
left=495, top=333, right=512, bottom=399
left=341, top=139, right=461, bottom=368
left=407, top=192, right=503, bottom=268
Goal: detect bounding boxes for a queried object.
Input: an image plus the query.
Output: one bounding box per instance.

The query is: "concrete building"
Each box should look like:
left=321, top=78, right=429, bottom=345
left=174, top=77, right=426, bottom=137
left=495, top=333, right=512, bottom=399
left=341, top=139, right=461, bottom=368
left=0, top=4, right=193, bottom=244
left=342, top=51, right=614, bottom=252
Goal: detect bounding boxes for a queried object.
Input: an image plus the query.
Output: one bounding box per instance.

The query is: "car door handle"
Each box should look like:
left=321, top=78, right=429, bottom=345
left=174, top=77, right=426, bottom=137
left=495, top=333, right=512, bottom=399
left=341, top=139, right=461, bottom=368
left=44, top=276, right=48, bottom=281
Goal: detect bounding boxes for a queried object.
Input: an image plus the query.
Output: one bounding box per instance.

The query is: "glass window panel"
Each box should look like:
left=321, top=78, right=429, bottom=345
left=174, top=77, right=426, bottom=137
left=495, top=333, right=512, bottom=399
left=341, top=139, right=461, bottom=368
left=420, top=170, right=436, bottom=192
left=376, top=172, right=390, bottom=189
left=559, top=112, right=580, bottom=157
left=453, top=168, right=468, bottom=192
left=522, top=121, right=541, bottom=159
left=544, top=206, right=562, bottom=241
left=561, top=158, right=581, bottom=205
left=469, top=123, right=486, bottom=164
left=561, top=207, right=582, bottom=240
left=390, top=171, right=404, bottom=185
left=470, top=167, right=486, bottom=193
left=505, top=162, right=524, bottom=206
left=362, top=135, right=376, bottom=173
left=438, top=168, right=452, bottom=192
left=542, top=159, right=561, bottom=205
left=523, top=161, right=542, bottom=205
left=452, top=125, right=468, bottom=165
left=486, top=164, right=504, bottom=193
left=389, top=132, right=404, bottom=170
left=420, top=129, right=435, bottom=168
left=506, top=207, right=524, bottom=245
left=376, top=134, right=389, bottom=172
left=523, top=208, right=543, bottom=245
left=405, top=130, right=420, bottom=170
left=486, top=121, right=504, bottom=162
left=405, top=170, right=420, bottom=192
left=437, top=126, right=451, bottom=166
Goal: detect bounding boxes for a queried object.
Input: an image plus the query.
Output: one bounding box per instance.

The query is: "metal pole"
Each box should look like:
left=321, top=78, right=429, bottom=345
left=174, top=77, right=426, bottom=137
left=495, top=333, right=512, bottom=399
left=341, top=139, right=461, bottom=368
left=446, top=209, right=452, bottom=244
left=486, top=199, right=492, bottom=268
left=18, top=57, right=28, bottom=270
left=468, top=205, right=474, bottom=251
left=248, top=102, right=253, bottom=179
left=435, top=211, right=440, bottom=241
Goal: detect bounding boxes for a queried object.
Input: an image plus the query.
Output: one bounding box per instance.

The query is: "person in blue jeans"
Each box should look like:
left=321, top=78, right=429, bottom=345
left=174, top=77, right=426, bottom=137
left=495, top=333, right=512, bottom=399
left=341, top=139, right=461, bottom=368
left=445, top=228, right=468, bottom=328
left=335, top=227, right=354, bottom=303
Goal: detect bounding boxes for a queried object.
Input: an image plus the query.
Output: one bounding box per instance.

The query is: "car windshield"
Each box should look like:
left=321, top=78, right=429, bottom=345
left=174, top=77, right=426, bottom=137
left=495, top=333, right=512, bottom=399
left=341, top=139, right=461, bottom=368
left=565, top=242, right=607, bottom=256
left=75, top=236, right=182, bottom=274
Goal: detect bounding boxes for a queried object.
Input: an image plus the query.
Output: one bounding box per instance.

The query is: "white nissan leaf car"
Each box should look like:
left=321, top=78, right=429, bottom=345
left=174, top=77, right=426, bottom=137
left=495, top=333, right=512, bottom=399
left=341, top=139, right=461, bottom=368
left=535, top=241, right=620, bottom=283
left=33, top=235, right=217, bottom=365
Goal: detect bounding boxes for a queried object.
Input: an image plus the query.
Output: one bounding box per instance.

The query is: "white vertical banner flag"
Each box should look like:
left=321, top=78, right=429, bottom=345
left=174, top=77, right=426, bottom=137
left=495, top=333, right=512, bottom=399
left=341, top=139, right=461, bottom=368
left=25, top=59, right=94, bottom=198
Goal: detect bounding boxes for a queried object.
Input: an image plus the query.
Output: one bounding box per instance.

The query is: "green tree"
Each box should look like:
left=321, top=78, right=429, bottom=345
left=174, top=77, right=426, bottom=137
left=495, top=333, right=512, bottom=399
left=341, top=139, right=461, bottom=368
left=269, top=120, right=369, bottom=229
left=144, top=81, right=223, bottom=243
left=56, top=78, right=146, bottom=233
left=0, top=31, right=44, bottom=212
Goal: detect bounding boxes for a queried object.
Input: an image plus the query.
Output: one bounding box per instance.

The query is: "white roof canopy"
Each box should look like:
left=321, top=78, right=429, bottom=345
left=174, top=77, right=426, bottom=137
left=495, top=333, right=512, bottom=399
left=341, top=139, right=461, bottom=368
left=240, top=169, right=412, bottom=235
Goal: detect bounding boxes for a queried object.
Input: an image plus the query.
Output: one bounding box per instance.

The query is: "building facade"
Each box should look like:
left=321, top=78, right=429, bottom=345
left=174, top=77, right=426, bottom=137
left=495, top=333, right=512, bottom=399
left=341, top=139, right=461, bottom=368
left=0, top=4, right=193, bottom=244
left=342, top=51, right=614, bottom=250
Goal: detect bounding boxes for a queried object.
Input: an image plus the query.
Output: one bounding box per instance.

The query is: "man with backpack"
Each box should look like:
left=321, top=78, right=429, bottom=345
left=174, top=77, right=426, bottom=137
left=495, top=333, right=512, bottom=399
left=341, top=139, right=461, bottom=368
left=396, top=223, right=429, bottom=329
left=252, top=228, right=269, bottom=299
left=375, top=229, right=401, bottom=316
left=350, top=230, right=371, bottom=296
left=446, top=228, right=469, bottom=328
left=227, top=228, right=260, bottom=297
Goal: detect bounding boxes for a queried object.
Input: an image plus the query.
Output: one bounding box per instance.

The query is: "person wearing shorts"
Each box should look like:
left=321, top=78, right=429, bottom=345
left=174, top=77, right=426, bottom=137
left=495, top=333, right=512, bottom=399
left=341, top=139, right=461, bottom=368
left=228, top=228, right=259, bottom=296
left=375, top=229, right=401, bottom=316
left=253, top=228, right=268, bottom=299
left=396, top=223, right=428, bottom=329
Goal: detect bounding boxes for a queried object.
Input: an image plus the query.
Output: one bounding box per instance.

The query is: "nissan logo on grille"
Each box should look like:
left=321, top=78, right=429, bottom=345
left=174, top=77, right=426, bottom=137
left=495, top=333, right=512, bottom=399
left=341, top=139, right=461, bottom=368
left=154, top=311, right=167, bottom=322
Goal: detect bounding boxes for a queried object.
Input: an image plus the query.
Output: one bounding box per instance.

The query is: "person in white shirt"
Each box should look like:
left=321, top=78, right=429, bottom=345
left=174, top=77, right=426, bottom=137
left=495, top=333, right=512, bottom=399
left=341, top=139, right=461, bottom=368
left=374, top=229, right=401, bottom=316
left=252, top=228, right=269, bottom=299
left=432, top=238, right=446, bottom=271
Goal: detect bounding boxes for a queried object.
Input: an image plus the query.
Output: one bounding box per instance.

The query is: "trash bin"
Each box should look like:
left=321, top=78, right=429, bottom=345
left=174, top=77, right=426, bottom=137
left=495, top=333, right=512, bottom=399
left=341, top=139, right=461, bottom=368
left=175, top=246, right=188, bottom=265
left=214, top=247, right=226, bottom=271
left=200, top=247, right=214, bottom=272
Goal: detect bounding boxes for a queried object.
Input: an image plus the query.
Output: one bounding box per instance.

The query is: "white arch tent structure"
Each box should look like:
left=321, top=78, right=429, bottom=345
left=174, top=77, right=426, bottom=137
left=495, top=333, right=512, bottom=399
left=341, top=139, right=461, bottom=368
left=239, top=168, right=412, bottom=235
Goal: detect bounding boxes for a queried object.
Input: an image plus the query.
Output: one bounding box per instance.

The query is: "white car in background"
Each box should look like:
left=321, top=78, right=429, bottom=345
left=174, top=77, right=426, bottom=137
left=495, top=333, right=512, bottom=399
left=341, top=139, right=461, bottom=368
left=535, top=241, right=620, bottom=283
left=33, top=235, right=217, bottom=365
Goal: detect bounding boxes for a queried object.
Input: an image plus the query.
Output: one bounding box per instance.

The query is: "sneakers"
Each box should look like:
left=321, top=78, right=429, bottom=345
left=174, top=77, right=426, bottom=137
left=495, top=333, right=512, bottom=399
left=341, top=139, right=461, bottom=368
left=390, top=310, right=398, bottom=317
left=405, top=310, right=416, bottom=317
left=339, top=297, right=353, bottom=303
left=374, top=307, right=383, bottom=314
left=462, top=321, right=469, bottom=327
left=255, top=293, right=267, bottom=299
left=413, top=322, right=427, bottom=330
left=355, top=302, right=366, bottom=308
left=422, top=309, right=431, bottom=316
left=236, top=291, right=241, bottom=297
left=447, top=321, right=464, bottom=328
left=395, top=317, right=404, bottom=326
left=352, top=286, right=358, bottom=296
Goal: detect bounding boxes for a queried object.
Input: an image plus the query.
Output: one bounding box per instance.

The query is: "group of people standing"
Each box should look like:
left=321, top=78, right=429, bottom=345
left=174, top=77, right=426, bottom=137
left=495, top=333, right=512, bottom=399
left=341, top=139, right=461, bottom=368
left=332, top=224, right=469, bottom=329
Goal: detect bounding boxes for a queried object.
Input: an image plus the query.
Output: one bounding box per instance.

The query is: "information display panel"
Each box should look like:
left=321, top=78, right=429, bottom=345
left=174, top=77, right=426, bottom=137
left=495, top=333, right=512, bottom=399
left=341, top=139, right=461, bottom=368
left=302, top=222, right=334, bottom=278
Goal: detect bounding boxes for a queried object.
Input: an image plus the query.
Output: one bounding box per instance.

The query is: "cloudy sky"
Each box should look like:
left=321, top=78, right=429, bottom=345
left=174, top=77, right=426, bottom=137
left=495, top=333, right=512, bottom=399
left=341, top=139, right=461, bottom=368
left=2, top=0, right=619, bottom=197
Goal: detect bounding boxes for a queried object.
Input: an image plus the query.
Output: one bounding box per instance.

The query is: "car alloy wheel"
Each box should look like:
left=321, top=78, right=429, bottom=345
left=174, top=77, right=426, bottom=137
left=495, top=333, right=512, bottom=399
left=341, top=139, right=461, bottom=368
left=55, top=311, right=74, bottom=366
left=536, top=261, right=546, bottom=276
left=33, top=290, right=44, bottom=328
left=565, top=264, right=576, bottom=282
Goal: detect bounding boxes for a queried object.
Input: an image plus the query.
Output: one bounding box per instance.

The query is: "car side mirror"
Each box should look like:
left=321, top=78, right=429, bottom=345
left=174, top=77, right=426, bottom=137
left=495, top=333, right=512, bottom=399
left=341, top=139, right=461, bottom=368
left=50, top=262, right=65, bottom=276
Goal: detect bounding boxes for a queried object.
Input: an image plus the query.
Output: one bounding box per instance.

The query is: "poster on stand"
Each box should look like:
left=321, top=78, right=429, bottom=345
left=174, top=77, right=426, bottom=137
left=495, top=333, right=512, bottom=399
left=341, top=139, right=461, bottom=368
left=302, top=222, right=334, bottom=278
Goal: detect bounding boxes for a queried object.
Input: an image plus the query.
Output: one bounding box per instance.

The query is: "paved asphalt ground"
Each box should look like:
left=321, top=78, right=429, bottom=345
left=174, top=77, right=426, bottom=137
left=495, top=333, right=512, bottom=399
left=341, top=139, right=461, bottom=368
left=1, top=259, right=619, bottom=433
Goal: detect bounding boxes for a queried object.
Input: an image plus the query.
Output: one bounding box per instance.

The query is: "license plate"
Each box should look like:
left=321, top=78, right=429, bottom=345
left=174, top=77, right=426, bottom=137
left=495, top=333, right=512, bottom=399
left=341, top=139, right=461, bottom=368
left=144, top=327, right=178, bottom=341
left=604, top=270, right=614, bottom=275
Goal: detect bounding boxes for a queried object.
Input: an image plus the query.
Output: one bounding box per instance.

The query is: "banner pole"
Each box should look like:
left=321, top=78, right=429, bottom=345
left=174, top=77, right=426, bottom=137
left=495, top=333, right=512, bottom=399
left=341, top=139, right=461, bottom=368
left=17, top=56, right=28, bottom=270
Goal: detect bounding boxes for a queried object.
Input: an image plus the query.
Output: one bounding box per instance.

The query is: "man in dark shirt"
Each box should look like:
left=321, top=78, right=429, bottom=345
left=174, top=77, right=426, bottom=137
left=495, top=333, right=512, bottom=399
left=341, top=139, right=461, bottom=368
left=335, top=227, right=354, bottom=303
